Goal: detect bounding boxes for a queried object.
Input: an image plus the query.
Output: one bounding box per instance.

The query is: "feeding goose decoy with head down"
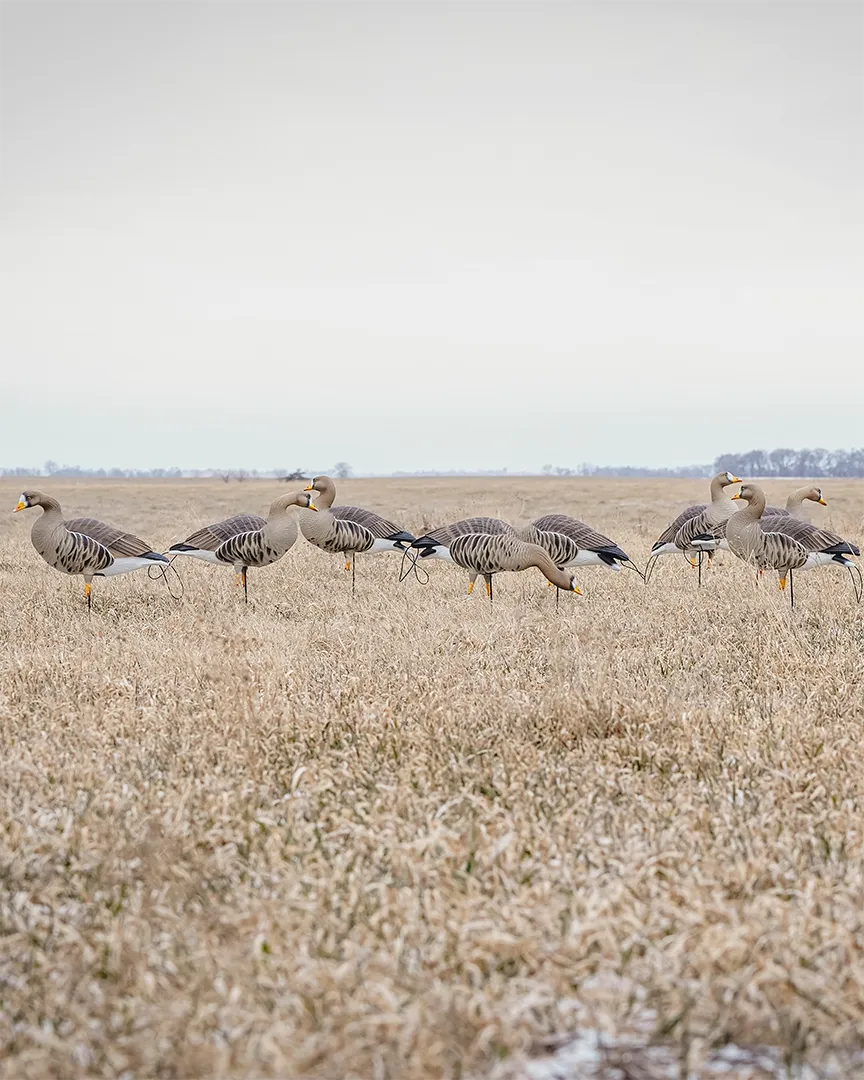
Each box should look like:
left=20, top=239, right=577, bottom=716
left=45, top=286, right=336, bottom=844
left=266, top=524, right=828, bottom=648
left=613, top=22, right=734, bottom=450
left=13, top=490, right=169, bottom=610
left=409, top=517, right=517, bottom=592
left=413, top=527, right=582, bottom=602
left=724, top=483, right=861, bottom=607
left=519, top=514, right=640, bottom=577
left=300, top=475, right=416, bottom=590
left=167, top=490, right=317, bottom=602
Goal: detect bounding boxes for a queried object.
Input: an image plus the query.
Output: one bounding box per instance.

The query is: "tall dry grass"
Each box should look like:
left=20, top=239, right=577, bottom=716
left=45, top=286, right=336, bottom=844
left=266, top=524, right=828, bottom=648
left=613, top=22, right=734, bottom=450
left=1, top=477, right=862, bottom=1079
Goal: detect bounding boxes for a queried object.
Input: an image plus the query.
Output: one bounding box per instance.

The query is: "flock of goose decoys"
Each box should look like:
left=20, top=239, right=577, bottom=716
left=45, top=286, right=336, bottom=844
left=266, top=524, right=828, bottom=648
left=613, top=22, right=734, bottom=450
left=11, top=472, right=862, bottom=611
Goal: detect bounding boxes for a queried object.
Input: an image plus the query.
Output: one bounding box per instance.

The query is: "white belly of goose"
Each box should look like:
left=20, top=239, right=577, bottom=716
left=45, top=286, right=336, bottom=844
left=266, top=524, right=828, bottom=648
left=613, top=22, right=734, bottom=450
left=96, top=556, right=169, bottom=576
left=169, top=548, right=222, bottom=565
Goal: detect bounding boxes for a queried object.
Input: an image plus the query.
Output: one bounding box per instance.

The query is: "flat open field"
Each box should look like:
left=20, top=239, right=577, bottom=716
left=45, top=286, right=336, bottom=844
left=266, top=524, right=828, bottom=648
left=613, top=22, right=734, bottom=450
left=1, top=476, right=863, bottom=1079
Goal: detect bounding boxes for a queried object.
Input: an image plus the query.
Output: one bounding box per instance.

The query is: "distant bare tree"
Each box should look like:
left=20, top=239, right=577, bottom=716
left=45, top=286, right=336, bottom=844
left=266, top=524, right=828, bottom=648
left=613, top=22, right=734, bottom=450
left=333, top=462, right=353, bottom=479
left=278, top=469, right=307, bottom=482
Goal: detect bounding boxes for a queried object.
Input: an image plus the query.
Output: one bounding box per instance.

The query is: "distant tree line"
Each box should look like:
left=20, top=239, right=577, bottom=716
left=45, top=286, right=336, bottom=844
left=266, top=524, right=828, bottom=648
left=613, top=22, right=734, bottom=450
left=2, top=451, right=860, bottom=479
left=712, top=448, right=864, bottom=478
left=548, top=463, right=710, bottom=478
left=543, top=448, right=864, bottom=479
left=0, top=460, right=356, bottom=481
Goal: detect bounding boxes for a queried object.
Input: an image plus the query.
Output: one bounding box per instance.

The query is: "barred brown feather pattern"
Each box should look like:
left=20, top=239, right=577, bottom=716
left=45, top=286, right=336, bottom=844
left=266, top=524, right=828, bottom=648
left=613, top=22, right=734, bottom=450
left=652, top=505, right=706, bottom=548
left=520, top=527, right=580, bottom=567
left=329, top=505, right=403, bottom=539
left=674, top=511, right=728, bottom=549
left=425, top=517, right=515, bottom=545
left=449, top=532, right=550, bottom=575
left=64, top=517, right=154, bottom=558
left=215, top=530, right=282, bottom=568
left=760, top=517, right=857, bottom=555
left=729, top=527, right=809, bottom=572
left=181, top=514, right=267, bottom=551
left=312, top=517, right=374, bottom=555
left=54, top=530, right=114, bottom=575
left=530, top=514, right=614, bottom=551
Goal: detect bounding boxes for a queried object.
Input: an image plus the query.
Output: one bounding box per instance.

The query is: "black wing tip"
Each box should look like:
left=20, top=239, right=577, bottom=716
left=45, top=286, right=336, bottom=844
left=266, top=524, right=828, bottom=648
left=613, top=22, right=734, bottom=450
left=825, top=542, right=859, bottom=557
left=144, top=551, right=170, bottom=562
left=389, top=530, right=417, bottom=543
left=410, top=535, right=437, bottom=548
left=598, top=546, right=629, bottom=564
left=168, top=543, right=196, bottom=552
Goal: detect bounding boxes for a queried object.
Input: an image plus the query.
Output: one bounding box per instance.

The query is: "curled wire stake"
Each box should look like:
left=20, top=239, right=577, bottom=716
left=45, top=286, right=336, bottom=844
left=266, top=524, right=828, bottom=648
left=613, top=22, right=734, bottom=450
left=644, top=553, right=659, bottom=585
left=623, top=559, right=646, bottom=583
left=148, top=554, right=185, bottom=600
left=848, top=562, right=863, bottom=604
left=398, top=545, right=430, bottom=586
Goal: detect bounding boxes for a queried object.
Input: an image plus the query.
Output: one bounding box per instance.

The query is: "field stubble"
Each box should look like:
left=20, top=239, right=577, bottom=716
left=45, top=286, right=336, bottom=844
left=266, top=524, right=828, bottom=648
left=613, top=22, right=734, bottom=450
left=1, top=477, right=862, bottom=1079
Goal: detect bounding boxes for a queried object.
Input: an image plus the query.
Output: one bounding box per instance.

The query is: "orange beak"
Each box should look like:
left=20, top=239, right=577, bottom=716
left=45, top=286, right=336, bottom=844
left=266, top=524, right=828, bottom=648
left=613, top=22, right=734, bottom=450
left=13, top=501, right=26, bottom=512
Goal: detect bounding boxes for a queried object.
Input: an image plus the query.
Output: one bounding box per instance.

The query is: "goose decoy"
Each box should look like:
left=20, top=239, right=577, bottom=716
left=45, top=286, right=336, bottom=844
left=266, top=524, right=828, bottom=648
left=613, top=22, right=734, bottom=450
left=519, top=515, right=637, bottom=574
left=409, top=517, right=517, bottom=591
left=300, top=475, right=416, bottom=589
left=726, top=483, right=861, bottom=606
left=415, top=529, right=582, bottom=602
left=13, top=490, right=169, bottom=610
left=646, top=471, right=742, bottom=581
left=168, top=490, right=317, bottom=602
left=770, top=486, right=828, bottom=524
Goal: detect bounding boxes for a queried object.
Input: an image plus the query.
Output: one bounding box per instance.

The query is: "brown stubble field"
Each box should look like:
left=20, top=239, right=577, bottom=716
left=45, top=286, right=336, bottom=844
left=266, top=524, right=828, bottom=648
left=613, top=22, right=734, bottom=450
left=1, top=476, right=863, bottom=1079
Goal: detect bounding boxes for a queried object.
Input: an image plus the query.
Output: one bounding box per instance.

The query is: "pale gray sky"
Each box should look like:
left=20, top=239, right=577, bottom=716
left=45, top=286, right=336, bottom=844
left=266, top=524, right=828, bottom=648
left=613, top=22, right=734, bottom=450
left=1, top=1, right=861, bottom=473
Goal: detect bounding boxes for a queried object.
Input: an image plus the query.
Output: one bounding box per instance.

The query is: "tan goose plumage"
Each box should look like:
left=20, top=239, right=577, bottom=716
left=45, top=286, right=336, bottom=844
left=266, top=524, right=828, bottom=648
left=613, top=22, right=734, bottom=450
left=519, top=515, right=634, bottom=572
left=168, top=490, right=317, bottom=601
left=13, top=490, right=169, bottom=610
left=409, top=517, right=516, bottom=591
left=646, top=471, right=741, bottom=580
left=726, top=484, right=861, bottom=605
left=430, top=530, right=582, bottom=600
left=300, top=476, right=416, bottom=581
left=772, top=486, right=828, bottom=523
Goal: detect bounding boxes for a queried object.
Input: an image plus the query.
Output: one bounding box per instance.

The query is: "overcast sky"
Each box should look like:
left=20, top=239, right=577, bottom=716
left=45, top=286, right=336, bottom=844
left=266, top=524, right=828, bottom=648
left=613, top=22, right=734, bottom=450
left=1, top=1, right=861, bottom=474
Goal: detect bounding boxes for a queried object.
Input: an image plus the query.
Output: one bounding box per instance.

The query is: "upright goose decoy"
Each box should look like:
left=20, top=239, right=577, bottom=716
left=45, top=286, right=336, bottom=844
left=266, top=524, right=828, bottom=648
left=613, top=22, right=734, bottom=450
left=168, top=490, right=317, bottom=602
left=423, top=529, right=582, bottom=601
left=13, top=490, right=169, bottom=610
left=770, top=486, right=828, bottom=524
left=519, top=515, right=636, bottom=574
left=646, top=471, right=741, bottom=581
left=300, top=475, right=416, bottom=587
left=726, top=484, right=861, bottom=606
left=410, top=517, right=517, bottom=591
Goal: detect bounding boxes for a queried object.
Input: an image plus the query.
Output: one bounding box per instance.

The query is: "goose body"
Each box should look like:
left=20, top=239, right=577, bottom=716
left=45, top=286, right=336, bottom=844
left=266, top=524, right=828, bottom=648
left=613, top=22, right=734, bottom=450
left=13, top=491, right=169, bottom=609
left=300, top=476, right=415, bottom=587
left=411, top=516, right=516, bottom=562
left=168, top=490, right=317, bottom=601
left=434, top=531, right=582, bottom=599
left=646, top=472, right=742, bottom=579
left=168, top=513, right=267, bottom=565
left=520, top=514, right=632, bottom=570
left=726, top=484, right=860, bottom=604
left=670, top=472, right=743, bottom=554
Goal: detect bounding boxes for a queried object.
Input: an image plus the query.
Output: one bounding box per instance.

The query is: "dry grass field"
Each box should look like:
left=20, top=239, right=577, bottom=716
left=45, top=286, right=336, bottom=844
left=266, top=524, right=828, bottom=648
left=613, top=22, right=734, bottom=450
left=1, top=476, right=863, bottom=1080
